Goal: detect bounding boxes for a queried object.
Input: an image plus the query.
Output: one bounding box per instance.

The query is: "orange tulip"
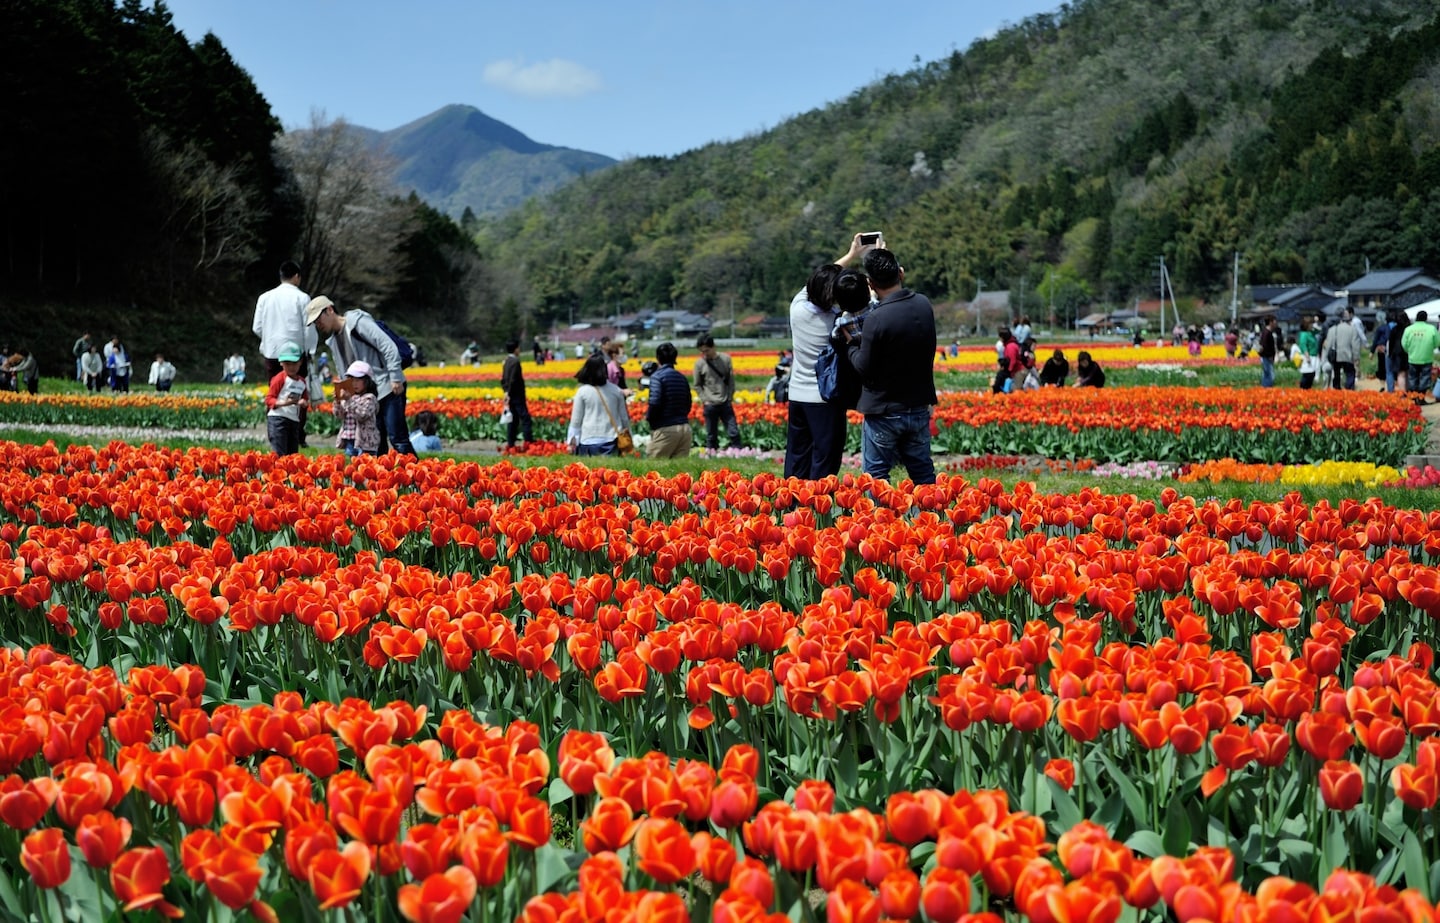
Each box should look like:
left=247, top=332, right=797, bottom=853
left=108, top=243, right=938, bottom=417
left=879, top=868, right=920, bottom=919
left=825, top=879, right=880, bottom=923
left=557, top=730, right=615, bottom=797
left=402, top=823, right=458, bottom=881
left=770, top=811, right=818, bottom=873
left=21, top=827, right=71, bottom=889
left=506, top=794, right=552, bottom=849
left=693, top=831, right=737, bottom=883
left=307, top=843, right=372, bottom=910
left=580, top=797, right=640, bottom=853
left=457, top=826, right=509, bottom=888
left=1391, top=762, right=1440, bottom=811
left=635, top=816, right=697, bottom=884
left=398, top=866, right=478, bottom=923
left=1044, top=758, right=1076, bottom=791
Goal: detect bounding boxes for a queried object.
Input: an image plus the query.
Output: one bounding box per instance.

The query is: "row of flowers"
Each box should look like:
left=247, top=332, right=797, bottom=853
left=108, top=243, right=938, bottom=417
left=3, top=646, right=1438, bottom=923
left=412, top=345, right=1237, bottom=383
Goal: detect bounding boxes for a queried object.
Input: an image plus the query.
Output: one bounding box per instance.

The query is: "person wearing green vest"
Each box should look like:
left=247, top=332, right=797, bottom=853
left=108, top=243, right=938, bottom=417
left=1401, top=310, right=1439, bottom=400
left=1296, top=316, right=1321, bottom=390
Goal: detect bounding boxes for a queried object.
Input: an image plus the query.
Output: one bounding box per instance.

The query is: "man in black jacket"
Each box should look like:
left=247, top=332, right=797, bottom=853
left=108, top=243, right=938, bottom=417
left=843, top=249, right=938, bottom=484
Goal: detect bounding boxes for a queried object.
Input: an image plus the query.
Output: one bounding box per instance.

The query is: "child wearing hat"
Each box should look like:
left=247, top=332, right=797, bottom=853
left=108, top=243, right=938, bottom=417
left=265, top=342, right=309, bottom=455
left=334, top=360, right=380, bottom=457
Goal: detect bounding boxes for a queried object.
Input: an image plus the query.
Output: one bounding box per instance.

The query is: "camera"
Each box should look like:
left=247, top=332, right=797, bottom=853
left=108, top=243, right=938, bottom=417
left=859, top=231, right=882, bottom=246
left=639, top=360, right=659, bottom=390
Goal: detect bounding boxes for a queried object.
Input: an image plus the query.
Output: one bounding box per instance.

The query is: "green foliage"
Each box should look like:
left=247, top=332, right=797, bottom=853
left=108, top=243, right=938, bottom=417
left=479, top=3, right=1440, bottom=324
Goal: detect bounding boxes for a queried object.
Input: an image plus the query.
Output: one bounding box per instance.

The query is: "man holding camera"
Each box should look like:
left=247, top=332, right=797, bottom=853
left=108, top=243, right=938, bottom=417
left=843, top=248, right=938, bottom=484
left=693, top=334, right=742, bottom=450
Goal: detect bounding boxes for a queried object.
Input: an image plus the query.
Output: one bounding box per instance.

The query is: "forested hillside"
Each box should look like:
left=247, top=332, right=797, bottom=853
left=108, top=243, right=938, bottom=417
left=481, top=0, right=1440, bottom=329
left=0, top=0, right=502, bottom=378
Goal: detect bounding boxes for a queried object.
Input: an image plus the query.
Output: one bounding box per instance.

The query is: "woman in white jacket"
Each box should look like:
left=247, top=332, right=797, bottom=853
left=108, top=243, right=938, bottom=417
left=567, top=354, right=631, bottom=456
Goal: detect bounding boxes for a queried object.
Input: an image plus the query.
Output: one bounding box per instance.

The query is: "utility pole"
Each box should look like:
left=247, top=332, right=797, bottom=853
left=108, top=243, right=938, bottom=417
left=1158, top=256, right=1167, bottom=336
left=1048, top=268, right=1055, bottom=330
left=1230, top=251, right=1240, bottom=326
left=974, top=279, right=983, bottom=336
left=1017, top=274, right=1025, bottom=326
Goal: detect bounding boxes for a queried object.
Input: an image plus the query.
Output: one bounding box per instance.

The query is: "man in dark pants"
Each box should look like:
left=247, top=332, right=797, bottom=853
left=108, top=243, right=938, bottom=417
left=500, top=337, right=533, bottom=449
left=843, top=249, right=938, bottom=484
left=693, top=334, right=741, bottom=450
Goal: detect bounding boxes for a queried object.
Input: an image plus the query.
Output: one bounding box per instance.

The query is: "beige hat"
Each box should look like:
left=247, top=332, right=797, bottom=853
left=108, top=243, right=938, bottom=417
left=305, top=295, right=334, bottom=326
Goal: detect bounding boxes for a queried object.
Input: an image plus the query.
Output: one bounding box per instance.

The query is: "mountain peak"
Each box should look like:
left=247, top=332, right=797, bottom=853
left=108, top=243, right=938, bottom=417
left=357, top=105, right=616, bottom=220
left=388, top=104, right=552, bottom=156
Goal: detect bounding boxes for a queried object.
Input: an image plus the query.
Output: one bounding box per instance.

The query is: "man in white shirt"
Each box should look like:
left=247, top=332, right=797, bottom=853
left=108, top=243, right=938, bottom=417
left=253, top=261, right=315, bottom=380
left=148, top=354, right=176, bottom=392
left=253, top=260, right=315, bottom=442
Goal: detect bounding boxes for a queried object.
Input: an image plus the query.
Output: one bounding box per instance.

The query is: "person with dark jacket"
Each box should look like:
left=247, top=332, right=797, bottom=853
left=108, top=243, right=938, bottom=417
left=843, top=250, right=938, bottom=484
left=498, top=337, right=533, bottom=449
left=1076, top=351, right=1106, bottom=387
left=1388, top=313, right=1410, bottom=393
left=1038, top=350, right=1070, bottom=387
left=646, top=342, right=693, bottom=458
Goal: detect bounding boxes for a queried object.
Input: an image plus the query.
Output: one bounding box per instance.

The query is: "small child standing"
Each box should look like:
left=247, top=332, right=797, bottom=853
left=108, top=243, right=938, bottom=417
left=265, top=342, right=309, bottom=456
left=335, top=360, right=380, bottom=457
left=408, top=410, right=443, bottom=453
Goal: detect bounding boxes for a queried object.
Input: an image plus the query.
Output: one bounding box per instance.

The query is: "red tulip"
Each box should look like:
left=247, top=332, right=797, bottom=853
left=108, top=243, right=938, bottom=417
left=921, top=865, right=973, bottom=923
left=0, top=775, right=59, bottom=830
left=75, top=810, right=131, bottom=868
left=111, top=847, right=181, bottom=917
left=1318, top=760, right=1364, bottom=811
left=21, top=827, right=71, bottom=889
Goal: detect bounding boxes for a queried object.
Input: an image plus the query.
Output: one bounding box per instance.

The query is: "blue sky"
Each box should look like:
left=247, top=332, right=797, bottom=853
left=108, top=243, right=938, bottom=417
left=164, top=0, right=1062, bottom=160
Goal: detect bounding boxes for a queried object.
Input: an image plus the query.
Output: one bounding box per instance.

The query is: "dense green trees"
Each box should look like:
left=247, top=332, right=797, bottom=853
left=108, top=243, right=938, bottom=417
left=0, top=0, right=501, bottom=374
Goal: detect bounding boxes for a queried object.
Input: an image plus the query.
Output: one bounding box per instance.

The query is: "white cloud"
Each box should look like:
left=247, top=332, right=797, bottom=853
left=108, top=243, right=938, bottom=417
left=482, top=58, right=602, bottom=99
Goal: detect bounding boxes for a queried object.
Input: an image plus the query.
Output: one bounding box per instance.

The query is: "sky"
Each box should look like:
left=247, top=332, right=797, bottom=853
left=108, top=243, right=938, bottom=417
left=163, top=0, right=1062, bottom=161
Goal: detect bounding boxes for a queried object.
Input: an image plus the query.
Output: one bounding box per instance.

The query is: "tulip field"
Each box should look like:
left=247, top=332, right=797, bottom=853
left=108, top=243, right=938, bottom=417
left=1, top=437, right=1440, bottom=923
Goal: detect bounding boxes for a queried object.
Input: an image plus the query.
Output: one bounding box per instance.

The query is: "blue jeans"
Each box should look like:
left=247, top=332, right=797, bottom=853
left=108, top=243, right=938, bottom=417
left=861, top=408, right=935, bottom=484
left=575, top=440, right=617, bottom=457
left=1260, top=357, right=1274, bottom=387
left=378, top=392, right=414, bottom=455
left=785, top=400, right=847, bottom=479
left=1411, top=364, right=1434, bottom=396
